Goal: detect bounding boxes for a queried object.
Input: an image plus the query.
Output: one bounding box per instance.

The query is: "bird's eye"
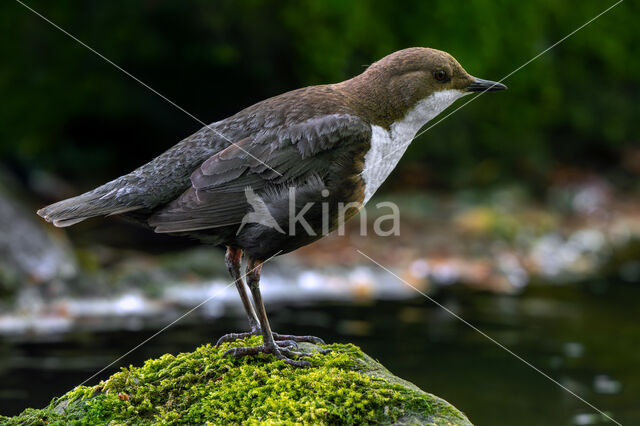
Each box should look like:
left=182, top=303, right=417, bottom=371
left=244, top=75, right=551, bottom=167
left=433, top=70, right=447, bottom=82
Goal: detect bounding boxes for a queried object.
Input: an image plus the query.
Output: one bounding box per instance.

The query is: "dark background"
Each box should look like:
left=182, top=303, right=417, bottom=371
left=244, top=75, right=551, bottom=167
left=2, top=0, right=638, bottom=197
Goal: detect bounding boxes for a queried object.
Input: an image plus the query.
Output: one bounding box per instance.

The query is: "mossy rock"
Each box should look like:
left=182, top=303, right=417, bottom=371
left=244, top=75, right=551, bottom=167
left=2, top=337, right=471, bottom=425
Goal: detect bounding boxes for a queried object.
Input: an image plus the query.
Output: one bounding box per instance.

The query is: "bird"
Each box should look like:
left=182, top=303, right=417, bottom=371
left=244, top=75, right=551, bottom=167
left=37, top=47, right=506, bottom=367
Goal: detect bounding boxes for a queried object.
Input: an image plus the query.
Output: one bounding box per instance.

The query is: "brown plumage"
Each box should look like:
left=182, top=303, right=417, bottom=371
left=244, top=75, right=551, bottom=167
left=37, top=47, right=506, bottom=366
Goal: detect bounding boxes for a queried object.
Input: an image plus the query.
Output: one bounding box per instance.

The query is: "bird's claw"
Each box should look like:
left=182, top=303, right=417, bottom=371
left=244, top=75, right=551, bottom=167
left=216, top=332, right=297, bottom=349
left=271, top=333, right=326, bottom=345
left=216, top=331, right=325, bottom=347
left=216, top=331, right=255, bottom=346
left=223, top=343, right=330, bottom=367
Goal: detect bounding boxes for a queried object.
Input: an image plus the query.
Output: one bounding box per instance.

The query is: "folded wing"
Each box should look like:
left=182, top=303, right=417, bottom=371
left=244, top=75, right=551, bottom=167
left=148, top=114, right=371, bottom=233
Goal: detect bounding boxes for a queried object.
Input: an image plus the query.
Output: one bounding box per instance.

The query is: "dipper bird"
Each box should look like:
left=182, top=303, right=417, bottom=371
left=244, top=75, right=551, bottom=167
left=37, top=47, right=506, bottom=366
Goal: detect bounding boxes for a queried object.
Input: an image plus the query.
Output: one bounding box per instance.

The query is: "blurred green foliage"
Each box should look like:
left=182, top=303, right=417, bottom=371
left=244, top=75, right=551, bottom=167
left=1, top=0, right=638, bottom=190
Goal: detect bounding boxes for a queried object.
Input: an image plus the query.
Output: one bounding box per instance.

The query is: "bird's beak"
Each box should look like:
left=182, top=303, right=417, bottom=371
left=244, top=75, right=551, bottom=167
left=466, top=78, right=507, bottom=92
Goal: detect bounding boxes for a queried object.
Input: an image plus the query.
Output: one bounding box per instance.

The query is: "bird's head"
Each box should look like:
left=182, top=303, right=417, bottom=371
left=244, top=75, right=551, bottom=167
left=349, top=47, right=506, bottom=127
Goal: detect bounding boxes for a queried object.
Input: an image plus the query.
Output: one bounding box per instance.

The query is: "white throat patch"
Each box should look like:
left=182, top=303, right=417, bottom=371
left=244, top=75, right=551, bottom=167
left=361, top=89, right=467, bottom=203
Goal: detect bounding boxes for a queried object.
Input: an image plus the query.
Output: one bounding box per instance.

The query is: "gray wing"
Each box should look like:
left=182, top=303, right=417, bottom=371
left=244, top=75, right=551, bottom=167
left=148, top=114, right=371, bottom=233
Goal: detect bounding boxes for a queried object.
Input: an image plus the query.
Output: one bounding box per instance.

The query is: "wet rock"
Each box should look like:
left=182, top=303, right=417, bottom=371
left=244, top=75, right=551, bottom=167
left=1, top=338, right=472, bottom=425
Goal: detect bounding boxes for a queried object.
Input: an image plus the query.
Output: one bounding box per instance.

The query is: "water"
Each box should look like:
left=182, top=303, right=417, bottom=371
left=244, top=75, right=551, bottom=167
left=1, top=281, right=638, bottom=425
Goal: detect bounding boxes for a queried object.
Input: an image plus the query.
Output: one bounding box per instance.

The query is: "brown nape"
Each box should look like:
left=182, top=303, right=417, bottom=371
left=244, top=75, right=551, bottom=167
left=338, top=47, right=475, bottom=129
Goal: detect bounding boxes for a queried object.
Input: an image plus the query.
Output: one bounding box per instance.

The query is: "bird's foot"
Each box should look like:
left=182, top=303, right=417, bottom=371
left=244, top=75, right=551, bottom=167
left=215, top=331, right=294, bottom=348
left=223, top=342, right=331, bottom=367
left=271, top=333, right=326, bottom=345
left=216, top=330, right=326, bottom=348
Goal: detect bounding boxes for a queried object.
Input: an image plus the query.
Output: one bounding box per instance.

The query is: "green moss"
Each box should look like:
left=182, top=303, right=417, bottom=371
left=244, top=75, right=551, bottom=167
left=1, top=337, right=471, bottom=425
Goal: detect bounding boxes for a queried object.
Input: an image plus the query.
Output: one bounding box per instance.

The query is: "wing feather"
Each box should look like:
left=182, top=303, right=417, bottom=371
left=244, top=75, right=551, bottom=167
left=148, top=114, right=371, bottom=233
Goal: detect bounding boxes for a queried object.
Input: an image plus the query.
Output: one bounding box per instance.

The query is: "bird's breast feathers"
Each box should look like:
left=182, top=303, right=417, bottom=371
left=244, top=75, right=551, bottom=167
left=360, top=89, right=467, bottom=203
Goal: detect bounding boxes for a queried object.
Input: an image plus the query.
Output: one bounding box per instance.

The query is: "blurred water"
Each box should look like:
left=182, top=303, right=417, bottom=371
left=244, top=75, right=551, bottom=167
left=0, top=281, right=638, bottom=425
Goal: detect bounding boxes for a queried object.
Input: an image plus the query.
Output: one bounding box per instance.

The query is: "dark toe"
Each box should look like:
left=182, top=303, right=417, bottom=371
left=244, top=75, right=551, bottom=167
left=222, top=344, right=315, bottom=368
left=275, top=339, right=298, bottom=349
left=216, top=331, right=256, bottom=346
left=223, top=345, right=264, bottom=358
left=271, top=333, right=326, bottom=345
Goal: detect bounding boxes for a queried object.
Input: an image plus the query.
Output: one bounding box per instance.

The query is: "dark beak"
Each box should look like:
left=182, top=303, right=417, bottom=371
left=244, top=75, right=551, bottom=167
left=466, top=78, right=507, bottom=92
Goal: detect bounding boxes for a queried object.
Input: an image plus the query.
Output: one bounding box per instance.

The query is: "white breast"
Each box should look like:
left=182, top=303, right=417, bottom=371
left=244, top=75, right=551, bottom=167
left=361, top=89, right=468, bottom=203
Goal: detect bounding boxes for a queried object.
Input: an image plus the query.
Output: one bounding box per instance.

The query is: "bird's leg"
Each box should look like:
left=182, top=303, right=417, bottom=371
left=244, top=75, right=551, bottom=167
left=216, top=247, right=297, bottom=348
left=227, top=246, right=260, bottom=332
left=223, top=257, right=330, bottom=367
left=216, top=247, right=326, bottom=348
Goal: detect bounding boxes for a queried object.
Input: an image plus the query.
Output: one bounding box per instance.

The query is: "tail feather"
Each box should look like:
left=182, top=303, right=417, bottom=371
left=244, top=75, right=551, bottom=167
left=52, top=217, right=89, bottom=227
left=37, top=181, right=143, bottom=228
left=37, top=132, right=219, bottom=228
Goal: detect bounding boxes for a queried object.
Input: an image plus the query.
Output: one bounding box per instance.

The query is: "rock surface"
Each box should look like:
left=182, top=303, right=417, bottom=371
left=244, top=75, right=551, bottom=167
left=1, top=337, right=471, bottom=425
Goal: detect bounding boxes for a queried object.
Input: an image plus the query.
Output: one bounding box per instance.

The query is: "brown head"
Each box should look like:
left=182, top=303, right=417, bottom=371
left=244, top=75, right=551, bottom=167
left=342, top=47, right=506, bottom=128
